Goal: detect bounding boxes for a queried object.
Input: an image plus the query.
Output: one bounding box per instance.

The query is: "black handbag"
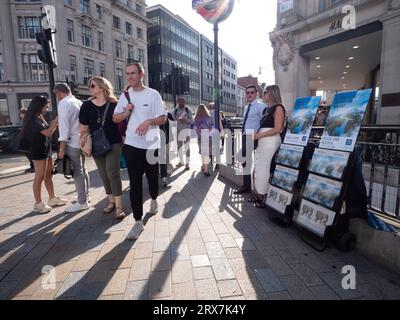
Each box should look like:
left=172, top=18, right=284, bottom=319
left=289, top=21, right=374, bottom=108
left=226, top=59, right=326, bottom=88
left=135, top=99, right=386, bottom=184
left=92, top=102, right=112, bottom=157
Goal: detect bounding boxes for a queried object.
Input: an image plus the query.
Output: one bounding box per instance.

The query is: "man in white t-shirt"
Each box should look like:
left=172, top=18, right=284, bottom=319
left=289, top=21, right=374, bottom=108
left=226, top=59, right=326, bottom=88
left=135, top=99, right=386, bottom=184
left=113, top=62, right=166, bottom=240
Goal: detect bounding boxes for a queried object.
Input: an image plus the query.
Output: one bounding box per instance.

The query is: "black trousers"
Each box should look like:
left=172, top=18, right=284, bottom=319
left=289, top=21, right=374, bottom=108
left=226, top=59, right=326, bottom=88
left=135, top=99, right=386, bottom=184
left=123, top=145, right=159, bottom=221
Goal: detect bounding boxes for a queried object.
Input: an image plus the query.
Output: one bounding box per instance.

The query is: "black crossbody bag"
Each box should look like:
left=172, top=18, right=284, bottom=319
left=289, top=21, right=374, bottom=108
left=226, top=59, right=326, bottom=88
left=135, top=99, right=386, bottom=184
left=92, top=102, right=112, bottom=157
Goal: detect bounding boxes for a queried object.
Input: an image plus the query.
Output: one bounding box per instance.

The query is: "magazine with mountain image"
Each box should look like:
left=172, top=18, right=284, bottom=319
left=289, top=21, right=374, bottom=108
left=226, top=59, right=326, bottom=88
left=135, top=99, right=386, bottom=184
left=302, top=174, right=342, bottom=208
left=308, top=148, right=350, bottom=179
left=275, top=144, right=304, bottom=168
left=284, top=96, right=321, bottom=146
left=271, top=165, right=299, bottom=192
left=320, top=89, right=372, bottom=151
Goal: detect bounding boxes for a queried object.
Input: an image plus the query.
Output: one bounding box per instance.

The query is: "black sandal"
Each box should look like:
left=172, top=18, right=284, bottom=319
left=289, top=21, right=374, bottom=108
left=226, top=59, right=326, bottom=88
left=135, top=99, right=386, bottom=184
left=248, top=196, right=261, bottom=203
left=255, top=202, right=266, bottom=208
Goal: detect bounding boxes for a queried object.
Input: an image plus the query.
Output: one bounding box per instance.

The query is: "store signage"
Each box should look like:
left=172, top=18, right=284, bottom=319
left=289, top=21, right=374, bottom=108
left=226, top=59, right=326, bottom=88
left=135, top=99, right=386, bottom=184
left=319, top=89, right=372, bottom=152
left=279, top=0, right=294, bottom=14
left=329, top=17, right=344, bottom=32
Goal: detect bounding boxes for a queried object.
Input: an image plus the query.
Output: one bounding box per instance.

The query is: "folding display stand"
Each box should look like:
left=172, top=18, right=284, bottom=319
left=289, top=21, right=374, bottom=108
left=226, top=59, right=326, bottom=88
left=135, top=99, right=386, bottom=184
left=296, top=151, right=357, bottom=252
left=265, top=95, right=322, bottom=228
left=294, top=89, right=372, bottom=252
left=266, top=143, right=315, bottom=227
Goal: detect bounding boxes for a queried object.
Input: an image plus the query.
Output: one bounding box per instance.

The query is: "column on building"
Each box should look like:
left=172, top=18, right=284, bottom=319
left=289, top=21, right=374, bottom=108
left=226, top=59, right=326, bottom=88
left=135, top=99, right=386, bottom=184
left=377, top=3, right=400, bottom=124
left=270, top=30, right=310, bottom=111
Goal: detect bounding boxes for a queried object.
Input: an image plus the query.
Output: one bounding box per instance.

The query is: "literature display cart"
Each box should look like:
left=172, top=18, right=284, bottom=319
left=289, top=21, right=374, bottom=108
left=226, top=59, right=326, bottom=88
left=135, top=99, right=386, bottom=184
left=266, top=96, right=321, bottom=226
left=294, top=89, right=373, bottom=251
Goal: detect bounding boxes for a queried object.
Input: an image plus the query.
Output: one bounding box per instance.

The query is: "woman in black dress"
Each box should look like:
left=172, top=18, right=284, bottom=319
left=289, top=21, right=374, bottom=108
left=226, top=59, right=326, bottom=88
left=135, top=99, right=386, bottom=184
left=20, top=96, right=67, bottom=213
left=79, top=76, right=126, bottom=219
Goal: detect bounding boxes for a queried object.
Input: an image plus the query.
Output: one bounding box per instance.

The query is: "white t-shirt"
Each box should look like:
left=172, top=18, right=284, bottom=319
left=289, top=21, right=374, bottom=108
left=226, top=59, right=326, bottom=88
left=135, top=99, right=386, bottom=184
left=114, top=87, right=166, bottom=149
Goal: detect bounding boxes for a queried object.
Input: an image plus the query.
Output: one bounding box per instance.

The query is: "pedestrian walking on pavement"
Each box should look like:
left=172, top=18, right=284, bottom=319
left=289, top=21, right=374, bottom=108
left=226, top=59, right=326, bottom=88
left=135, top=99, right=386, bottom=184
left=234, top=85, right=266, bottom=195
left=113, top=62, right=166, bottom=240
left=251, top=85, right=285, bottom=208
left=171, top=97, right=193, bottom=170
left=206, top=102, right=223, bottom=170
left=193, top=104, right=215, bottom=177
left=159, top=102, right=174, bottom=187
left=54, top=83, right=91, bottom=213
left=79, top=76, right=126, bottom=220
left=20, top=96, right=67, bottom=213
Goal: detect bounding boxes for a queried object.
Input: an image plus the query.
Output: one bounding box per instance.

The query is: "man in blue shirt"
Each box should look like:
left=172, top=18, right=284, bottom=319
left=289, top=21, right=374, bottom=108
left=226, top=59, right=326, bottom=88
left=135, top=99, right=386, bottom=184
left=234, top=85, right=266, bottom=194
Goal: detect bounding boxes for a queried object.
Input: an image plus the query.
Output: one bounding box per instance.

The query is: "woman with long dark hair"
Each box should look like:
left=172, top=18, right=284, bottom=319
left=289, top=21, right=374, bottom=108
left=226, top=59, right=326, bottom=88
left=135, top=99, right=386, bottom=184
left=21, top=96, right=67, bottom=213
left=79, top=76, right=126, bottom=219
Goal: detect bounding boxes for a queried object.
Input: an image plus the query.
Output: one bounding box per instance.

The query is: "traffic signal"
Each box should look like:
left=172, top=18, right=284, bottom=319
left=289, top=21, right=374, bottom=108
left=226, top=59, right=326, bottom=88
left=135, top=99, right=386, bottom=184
left=163, top=74, right=172, bottom=94
left=35, top=28, right=57, bottom=68
left=176, top=67, right=190, bottom=95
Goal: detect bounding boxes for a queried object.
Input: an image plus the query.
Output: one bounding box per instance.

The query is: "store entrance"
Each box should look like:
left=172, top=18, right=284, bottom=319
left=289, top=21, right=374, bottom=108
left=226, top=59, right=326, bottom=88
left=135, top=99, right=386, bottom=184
left=302, top=26, right=382, bottom=125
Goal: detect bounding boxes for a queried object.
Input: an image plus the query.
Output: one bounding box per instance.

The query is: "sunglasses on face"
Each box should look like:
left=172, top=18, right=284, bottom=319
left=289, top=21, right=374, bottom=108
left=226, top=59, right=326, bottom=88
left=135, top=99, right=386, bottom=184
left=246, top=91, right=256, bottom=95
left=89, top=84, right=97, bottom=89
left=263, top=91, right=268, bottom=95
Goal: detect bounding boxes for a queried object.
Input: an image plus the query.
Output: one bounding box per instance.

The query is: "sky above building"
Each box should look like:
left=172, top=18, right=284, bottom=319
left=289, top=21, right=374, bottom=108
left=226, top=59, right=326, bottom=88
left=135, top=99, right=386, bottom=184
left=146, top=0, right=277, bottom=85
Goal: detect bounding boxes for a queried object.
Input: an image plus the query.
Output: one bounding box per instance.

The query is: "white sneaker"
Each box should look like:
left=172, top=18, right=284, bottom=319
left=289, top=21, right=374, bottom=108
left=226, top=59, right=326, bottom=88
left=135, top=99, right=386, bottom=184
left=127, top=221, right=144, bottom=240
left=47, top=196, right=67, bottom=207
left=76, top=196, right=92, bottom=205
left=149, top=199, right=158, bottom=215
left=65, top=202, right=90, bottom=213
left=34, top=201, right=52, bottom=213
left=162, top=177, right=168, bottom=187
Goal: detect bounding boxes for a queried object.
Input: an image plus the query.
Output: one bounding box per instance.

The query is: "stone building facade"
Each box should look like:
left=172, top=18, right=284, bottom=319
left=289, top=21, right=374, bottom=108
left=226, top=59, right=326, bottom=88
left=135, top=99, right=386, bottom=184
left=0, top=0, right=150, bottom=125
left=272, top=0, right=400, bottom=124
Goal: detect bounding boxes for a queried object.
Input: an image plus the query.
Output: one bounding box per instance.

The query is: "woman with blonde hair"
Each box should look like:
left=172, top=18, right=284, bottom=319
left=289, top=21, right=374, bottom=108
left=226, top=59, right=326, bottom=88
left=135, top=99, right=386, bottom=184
left=251, top=85, right=285, bottom=208
left=79, top=76, right=126, bottom=219
left=193, top=104, right=215, bottom=176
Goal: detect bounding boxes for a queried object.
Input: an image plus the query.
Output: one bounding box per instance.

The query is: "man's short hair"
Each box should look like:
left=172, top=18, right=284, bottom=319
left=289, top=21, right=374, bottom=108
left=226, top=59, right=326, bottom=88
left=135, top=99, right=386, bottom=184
left=127, top=61, right=144, bottom=74
left=54, top=83, right=71, bottom=94
left=245, top=84, right=257, bottom=92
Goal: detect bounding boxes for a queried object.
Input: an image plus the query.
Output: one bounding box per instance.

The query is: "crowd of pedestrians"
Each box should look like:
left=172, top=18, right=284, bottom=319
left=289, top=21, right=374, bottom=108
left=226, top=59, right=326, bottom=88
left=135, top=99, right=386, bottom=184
left=20, top=61, right=286, bottom=240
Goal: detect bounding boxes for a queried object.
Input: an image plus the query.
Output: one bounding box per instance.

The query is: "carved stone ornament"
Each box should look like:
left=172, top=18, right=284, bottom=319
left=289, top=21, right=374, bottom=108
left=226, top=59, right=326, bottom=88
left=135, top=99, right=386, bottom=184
left=269, top=30, right=295, bottom=72
left=75, top=14, right=98, bottom=28
left=388, top=0, right=400, bottom=10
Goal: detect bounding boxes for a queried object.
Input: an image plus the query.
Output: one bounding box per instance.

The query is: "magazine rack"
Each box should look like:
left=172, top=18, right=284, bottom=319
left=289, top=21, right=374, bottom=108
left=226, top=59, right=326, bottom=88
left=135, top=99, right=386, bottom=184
left=297, top=151, right=357, bottom=252
left=266, top=143, right=315, bottom=227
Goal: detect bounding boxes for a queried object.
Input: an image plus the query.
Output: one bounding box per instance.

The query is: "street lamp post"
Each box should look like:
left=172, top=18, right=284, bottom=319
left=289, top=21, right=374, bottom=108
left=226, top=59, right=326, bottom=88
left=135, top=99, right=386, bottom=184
left=193, top=0, right=235, bottom=131
left=213, top=22, right=220, bottom=130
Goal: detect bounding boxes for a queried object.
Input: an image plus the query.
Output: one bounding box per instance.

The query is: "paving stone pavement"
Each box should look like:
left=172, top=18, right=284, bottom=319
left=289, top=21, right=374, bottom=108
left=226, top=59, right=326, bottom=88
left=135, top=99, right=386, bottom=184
left=0, top=145, right=400, bottom=300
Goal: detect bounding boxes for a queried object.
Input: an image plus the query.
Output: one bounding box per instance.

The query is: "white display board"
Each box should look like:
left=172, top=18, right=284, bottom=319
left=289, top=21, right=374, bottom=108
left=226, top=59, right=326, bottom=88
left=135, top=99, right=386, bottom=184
left=266, top=186, right=293, bottom=214
left=284, top=96, right=321, bottom=146
left=296, top=199, right=336, bottom=237
left=319, top=89, right=372, bottom=152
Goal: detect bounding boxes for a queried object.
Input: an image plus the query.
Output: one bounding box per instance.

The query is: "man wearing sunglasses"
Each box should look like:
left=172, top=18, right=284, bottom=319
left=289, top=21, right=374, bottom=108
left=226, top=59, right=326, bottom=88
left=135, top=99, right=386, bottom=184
left=234, top=84, right=266, bottom=194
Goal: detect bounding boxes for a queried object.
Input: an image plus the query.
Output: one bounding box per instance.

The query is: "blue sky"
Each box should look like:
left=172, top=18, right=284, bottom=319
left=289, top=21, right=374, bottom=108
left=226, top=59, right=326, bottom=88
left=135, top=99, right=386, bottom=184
left=146, top=0, right=277, bottom=85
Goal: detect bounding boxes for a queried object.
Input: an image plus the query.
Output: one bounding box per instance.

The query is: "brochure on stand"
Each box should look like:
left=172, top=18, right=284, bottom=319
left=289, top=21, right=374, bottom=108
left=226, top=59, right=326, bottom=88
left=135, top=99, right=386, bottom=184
left=266, top=186, right=293, bottom=214
left=308, top=148, right=350, bottom=179
left=271, top=165, right=299, bottom=192
left=303, top=174, right=342, bottom=209
left=284, top=96, right=321, bottom=146
left=296, top=199, right=336, bottom=237
left=275, top=144, right=304, bottom=169
left=320, top=89, right=372, bottom=152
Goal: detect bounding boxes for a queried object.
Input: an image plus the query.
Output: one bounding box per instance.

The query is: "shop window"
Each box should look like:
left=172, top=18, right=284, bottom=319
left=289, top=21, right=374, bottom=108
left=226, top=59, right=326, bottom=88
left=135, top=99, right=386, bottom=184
left=0, top=99, right=10, bottom=126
